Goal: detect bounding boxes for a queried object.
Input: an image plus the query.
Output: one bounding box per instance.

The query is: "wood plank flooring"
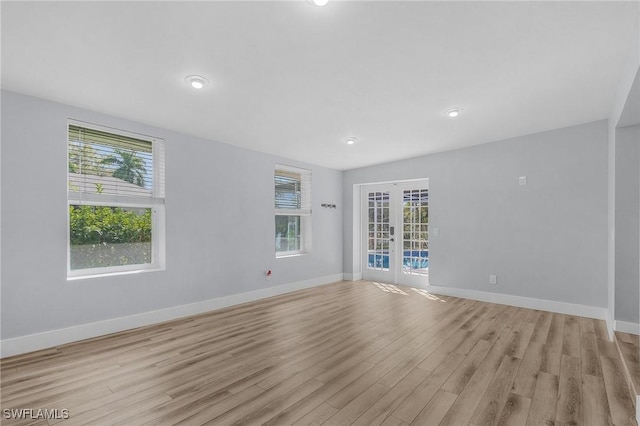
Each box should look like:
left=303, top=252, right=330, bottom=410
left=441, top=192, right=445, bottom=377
left=0, top=280, right=637, bottom=425
left=615, top=331, right=640, bottom=416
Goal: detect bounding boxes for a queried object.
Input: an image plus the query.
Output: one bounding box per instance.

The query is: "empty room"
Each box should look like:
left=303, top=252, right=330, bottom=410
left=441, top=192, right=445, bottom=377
left=1, top=1, right=639, bottom=425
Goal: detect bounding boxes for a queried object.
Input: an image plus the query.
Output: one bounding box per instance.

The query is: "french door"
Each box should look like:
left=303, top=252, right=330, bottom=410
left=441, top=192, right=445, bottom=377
left=362, top=181, right=429, bottom=287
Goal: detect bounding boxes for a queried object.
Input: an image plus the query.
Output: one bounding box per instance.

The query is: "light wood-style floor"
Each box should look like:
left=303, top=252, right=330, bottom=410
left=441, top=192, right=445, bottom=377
left=1, top=280, right=637, bottom=426
left=616, top=331, right=640, bottom=411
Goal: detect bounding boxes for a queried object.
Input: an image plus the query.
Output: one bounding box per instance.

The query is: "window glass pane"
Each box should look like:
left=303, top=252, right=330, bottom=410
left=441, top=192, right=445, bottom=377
left=69, top=125, right=154, bottom=196
left=69, top=205, right=152, bottom=270
left=275, top=215, right=301, bottom=253
left=274, top=172, right=301, bottom=210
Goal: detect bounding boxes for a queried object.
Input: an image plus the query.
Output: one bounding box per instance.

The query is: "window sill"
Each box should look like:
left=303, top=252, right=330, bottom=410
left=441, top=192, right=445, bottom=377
left=276, top=253, right=309, bottom=259
left=67, top=266, right=164, bottom=281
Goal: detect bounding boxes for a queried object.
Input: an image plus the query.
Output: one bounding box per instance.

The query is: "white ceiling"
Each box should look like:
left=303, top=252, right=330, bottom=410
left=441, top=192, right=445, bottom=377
left=2, top=1, right=638, bottom=170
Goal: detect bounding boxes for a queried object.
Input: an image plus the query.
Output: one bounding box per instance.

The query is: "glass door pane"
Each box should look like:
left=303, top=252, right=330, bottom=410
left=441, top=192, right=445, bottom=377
left=402, top=188, right=428, bottom=277
left=367, top=191, right=390, bottom=271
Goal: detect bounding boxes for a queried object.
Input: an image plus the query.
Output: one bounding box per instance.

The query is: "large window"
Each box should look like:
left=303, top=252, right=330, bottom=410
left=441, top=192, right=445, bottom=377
left=275, top=165, right=311, bottom=256
left=67, top=121, right=165, bottom=278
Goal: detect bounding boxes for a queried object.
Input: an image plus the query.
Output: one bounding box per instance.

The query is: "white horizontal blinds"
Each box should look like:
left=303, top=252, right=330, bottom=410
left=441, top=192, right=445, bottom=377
left=275, top=165, right=311, bottom=215
left=68, top=124, right=160, bottom=200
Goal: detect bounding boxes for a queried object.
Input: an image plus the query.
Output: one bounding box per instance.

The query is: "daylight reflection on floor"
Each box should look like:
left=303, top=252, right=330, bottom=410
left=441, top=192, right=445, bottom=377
left=410, top=287, right=446, bottom=302
left=370, top=282, right=446, bottom=302
left=372, top=282, right=408, bottom=295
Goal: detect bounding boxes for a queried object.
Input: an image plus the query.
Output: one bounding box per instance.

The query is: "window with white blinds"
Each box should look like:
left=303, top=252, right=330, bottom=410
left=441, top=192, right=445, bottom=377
left=67, top=121, right=165, bottom=278
left=68, top=124, right=165, bottom=202
left=275, top=165, right=312, bottom=214
left=275, top=165, right=311, bottom=256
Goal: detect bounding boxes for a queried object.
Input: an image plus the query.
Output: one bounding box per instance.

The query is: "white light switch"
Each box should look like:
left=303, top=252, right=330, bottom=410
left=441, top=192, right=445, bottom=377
left=432, top=227, right=440, bottom=236
left=519, top=176, right=527, bottom=186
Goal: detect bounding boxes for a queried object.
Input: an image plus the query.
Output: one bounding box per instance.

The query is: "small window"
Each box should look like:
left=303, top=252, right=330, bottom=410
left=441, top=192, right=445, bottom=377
left=275, top=165, right=311, bottom=256
left=67, top=121, right=165, bottom=278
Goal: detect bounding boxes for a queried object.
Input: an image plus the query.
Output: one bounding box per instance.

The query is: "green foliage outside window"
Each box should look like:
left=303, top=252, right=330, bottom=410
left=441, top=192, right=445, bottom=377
left=69, top=205, right=152, bottom=270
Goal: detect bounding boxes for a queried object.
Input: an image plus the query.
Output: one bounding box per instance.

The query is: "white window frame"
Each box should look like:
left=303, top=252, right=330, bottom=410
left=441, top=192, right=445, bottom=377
left=67, top=120, right=166, bottom=279
left=275, top=164, right=312, bottom=257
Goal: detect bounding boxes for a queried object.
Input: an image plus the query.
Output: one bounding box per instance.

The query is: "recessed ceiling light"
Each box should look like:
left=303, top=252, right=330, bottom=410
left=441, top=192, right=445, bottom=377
left=346, top=137, right=357, bottom=145
left=307, top=0, right=329, bottom=6
left=446, top=108, right=462, bottom=118
left=185, top=75, right=209, bottom=89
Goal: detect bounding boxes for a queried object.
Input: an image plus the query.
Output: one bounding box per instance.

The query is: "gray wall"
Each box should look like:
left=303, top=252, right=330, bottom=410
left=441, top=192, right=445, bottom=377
left=1, top=91, right=343, bottom=339
left=615, top=124, right=640, bottom=324
left=343, top=121, right=609, bottom=308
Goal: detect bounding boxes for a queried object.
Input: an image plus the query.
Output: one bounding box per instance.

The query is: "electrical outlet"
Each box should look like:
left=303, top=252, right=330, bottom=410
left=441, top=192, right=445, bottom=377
left=519, top=176, right=527, bottom=186
left=489, top=274, right=497, bottom=285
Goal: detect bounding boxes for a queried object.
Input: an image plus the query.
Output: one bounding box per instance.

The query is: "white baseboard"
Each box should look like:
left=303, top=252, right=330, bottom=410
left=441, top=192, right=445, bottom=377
left=343, top=272, right=363, bottom=282
left=615, top=320, right=640, bottom=335
left=425, top=285, right=608, bottom=321
left=0, top=274, right=344, bottom=358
